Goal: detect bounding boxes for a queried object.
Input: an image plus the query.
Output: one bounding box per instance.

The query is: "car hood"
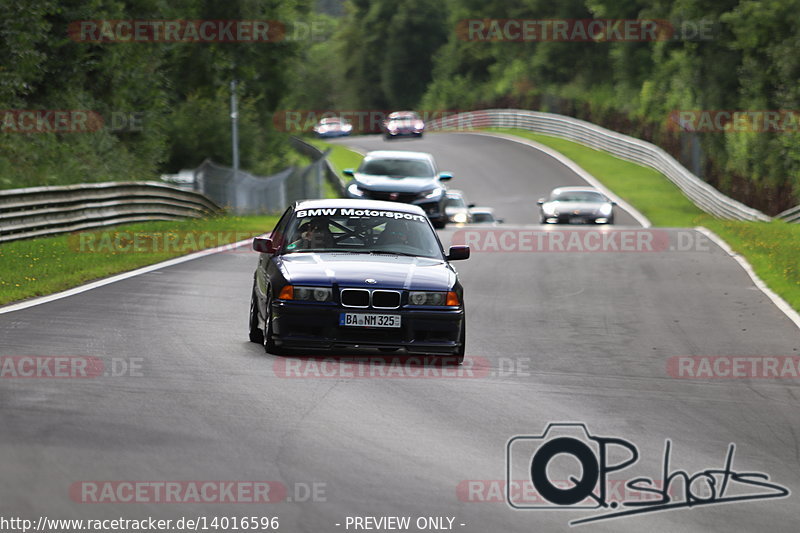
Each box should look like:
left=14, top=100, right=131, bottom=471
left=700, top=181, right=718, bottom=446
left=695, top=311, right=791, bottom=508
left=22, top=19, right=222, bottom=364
left=353, top=174, right=439, bottom=193
left=276, top=253, right=455, bottom=291
left=545, top=201, right=608, bottom=214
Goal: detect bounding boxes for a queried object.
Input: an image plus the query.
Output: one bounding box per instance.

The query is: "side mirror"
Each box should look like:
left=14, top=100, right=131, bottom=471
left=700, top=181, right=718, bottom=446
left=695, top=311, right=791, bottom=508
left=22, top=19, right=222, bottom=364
left=468, top=203, right=476, bottom=208
left=438, top=172, right=453, bottom=181
left=610, top=201, right=617, bottom=206
left=536, top=198, right=545, bottom=205
left=253, top=237, right=276, bottom=254
left=447, top=245, right=470, bottom=261
left=497, top=218, right=505, bottom=224
left=343, top=169, right=354, bottom=177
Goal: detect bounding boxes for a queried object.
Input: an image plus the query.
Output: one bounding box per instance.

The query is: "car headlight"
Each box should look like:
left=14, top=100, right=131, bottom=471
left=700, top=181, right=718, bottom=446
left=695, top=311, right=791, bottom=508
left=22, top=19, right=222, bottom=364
left=598, top=203, right=613, bottom=215
left=292, top=286, right=333, bottom=302
left=409, top=291, right=460, bottom=306
left=347, top=183, right=364, bottom=197
left=543, top=204, right=558, bottom=216
left=453, top=212, right=468, bottom=223
left=342, top=124, right=352, bottom=132
left=420, top=187, right=443, bottom=199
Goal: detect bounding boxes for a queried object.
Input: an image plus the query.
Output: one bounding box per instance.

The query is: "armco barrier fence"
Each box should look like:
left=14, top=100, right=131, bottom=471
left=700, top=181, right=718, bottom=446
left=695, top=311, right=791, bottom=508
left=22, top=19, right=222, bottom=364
left=0, top=182, right=221, bottom=243
left=427, top=109, right=777, bottom=222
left=289, top=137, right=347, bottom=196
left=776, top=205, right=800, bottom=223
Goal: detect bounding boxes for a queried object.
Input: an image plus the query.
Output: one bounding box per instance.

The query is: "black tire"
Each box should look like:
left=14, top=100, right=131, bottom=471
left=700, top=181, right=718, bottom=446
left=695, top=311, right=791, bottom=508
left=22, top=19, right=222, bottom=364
left=248, top=285, right=264, bottom=344
left=263, top=291, right=285, bottom=355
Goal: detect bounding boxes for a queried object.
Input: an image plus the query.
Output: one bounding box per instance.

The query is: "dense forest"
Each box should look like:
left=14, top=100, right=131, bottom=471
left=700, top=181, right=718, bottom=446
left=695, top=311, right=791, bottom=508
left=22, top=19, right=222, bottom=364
left=1, top=0, right=312, bottom=186
left=2, top=0, right=799, bottom=213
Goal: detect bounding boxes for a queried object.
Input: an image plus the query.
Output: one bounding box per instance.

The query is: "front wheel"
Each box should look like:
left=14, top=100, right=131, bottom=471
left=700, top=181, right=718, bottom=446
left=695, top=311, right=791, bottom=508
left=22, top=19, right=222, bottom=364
left=263, top=291, right=285, bottom=355
left=248, top=285, right=264, bottom=344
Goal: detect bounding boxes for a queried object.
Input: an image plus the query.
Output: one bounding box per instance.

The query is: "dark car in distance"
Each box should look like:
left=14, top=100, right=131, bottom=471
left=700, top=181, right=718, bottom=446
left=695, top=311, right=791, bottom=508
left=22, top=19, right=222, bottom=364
left=383, top=111, right=425, bottom=139
left=343, top=150, right=452, bottom=228
left=249, top=199, right=469, bottom=362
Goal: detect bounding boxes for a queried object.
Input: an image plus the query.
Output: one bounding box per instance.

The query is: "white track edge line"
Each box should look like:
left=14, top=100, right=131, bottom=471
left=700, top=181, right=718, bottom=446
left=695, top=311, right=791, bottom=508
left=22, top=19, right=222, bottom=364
left=454, top=131, right=652, bottom=228
left=696, top=226, right=800, bottom=331
left=0, top=237, right=255, bottom=315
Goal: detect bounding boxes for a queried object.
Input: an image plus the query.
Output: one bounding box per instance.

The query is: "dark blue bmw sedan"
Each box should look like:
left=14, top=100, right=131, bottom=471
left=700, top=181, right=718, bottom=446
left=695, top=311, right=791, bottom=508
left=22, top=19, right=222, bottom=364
left=248, top=199, right=470, bottom=362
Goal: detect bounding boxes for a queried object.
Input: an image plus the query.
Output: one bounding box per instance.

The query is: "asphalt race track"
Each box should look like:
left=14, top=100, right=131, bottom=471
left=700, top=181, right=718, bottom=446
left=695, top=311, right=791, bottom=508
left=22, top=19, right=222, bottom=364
left=1, top=132, right=799, bottom=532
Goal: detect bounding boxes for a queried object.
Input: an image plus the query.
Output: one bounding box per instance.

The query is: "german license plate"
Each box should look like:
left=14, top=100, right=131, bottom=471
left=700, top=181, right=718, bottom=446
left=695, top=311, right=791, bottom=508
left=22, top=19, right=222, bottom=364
left=339, top=313, right=401, bottom=328
left=569, top=217, right=585, bottom=224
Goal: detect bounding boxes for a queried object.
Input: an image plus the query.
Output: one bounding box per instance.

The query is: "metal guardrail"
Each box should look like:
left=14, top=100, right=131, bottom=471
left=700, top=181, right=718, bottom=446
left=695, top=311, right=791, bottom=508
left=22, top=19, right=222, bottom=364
left=290, top=137, right=347, bottom=196
left=776, top=205, right=800, bottom=223
left=0, top=182, right=221, bottom=243
left=427, top=109, right=775, bottom=222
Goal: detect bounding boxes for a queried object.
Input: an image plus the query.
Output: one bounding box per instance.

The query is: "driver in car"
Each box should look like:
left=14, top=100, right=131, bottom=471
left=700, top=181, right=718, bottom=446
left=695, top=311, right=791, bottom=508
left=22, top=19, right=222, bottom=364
left=286, top=218, right=334, bottom=250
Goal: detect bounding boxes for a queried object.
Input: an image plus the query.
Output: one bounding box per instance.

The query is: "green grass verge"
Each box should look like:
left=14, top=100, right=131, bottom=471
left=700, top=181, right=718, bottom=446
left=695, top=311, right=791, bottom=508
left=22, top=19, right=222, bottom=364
left=0, top=215, right=278, bottom=306
left=305, top=137, right=364, bottom=182
left=489, top=128, right=800, bottom=312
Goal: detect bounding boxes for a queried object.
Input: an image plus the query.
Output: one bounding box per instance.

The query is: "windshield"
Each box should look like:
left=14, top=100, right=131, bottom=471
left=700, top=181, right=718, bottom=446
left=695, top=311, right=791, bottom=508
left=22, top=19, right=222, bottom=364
left=445, top=195, right=466, bottom=208
left=278, top=208, right=443, bottom=259
left=359, top=158, right=434, bottom=177
left=472, top=213, right=494, bottom=223
left=551, top=191, right=606, bottom=203
left=389, top=112, right=420, bottom=120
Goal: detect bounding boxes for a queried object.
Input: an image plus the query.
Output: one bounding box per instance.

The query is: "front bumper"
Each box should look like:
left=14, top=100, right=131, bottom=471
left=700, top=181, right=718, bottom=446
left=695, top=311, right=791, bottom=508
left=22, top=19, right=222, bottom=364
left=316, top=131, right=351, bottom=138
left=270, top=301, right=464, bottom=354
left=386, top=128, right=424, bottom=137
left=543, top=213, right=610, bottom=224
